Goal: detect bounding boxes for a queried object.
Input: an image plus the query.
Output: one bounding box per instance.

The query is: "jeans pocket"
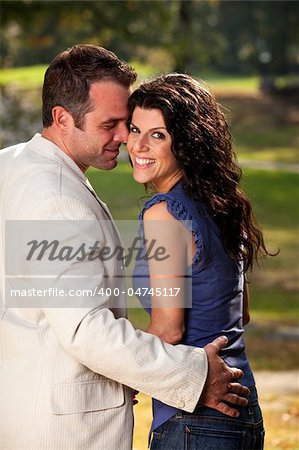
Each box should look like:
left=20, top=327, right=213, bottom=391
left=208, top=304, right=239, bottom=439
left=185, top=425, right=246, bottom=450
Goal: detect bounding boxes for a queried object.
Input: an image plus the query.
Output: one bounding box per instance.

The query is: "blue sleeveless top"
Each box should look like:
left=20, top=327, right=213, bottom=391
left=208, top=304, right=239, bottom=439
left=133, top=181, right=255, bottom=434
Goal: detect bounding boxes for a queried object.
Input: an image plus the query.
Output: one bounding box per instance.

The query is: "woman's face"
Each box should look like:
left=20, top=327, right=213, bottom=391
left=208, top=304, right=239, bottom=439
left=127, top=107, right=182, bottom=192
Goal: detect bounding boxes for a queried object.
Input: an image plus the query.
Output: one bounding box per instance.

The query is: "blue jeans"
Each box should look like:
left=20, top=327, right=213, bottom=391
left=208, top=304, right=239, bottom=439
left=150, top=386, right=264, bottom=450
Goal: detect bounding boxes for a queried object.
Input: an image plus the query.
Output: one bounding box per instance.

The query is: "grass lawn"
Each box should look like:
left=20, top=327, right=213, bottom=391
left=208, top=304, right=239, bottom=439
left=0, top=63, right=292, bottom=94
left=0, top=65, right=47, bottom=89
left=0, top=64, right=259, bottom=90
left=220, top=95, right=299, bottom=164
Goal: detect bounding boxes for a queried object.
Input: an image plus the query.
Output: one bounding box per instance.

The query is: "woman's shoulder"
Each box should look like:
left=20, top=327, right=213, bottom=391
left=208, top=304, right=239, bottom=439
left=141, top=184, right=199, bottom=222
left=143, top=199, right=176, bottom=222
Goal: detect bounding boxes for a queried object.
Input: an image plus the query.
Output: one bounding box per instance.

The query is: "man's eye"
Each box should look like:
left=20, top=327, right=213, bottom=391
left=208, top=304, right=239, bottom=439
left=103, top=124, right=115, bottom=130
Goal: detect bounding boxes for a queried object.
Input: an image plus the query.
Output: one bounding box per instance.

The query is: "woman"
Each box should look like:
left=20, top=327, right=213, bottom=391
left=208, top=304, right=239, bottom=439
left=127, top=74, right=267, bottom=449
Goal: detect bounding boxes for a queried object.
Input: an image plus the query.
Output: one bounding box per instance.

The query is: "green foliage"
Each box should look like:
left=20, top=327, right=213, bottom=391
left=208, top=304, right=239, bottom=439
left=1, top=0, right=298, bottom=75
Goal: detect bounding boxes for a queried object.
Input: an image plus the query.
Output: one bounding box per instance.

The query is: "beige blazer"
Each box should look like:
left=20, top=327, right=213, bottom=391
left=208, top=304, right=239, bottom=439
left=0, top=134, right=207, bottom=450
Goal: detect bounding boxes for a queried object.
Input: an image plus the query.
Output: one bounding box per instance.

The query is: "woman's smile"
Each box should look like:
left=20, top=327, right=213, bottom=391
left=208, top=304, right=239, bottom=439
left=135, top=157, right=156, bottom=167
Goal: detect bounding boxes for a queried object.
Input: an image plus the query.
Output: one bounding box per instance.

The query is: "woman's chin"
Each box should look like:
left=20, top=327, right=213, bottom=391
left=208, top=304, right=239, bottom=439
left=133, top=174, right=152, bottom=185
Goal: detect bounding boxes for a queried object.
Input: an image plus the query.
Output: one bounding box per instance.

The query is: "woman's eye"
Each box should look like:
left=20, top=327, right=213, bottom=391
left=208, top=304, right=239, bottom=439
left=152, top=131, right=165, bottom=139
left=129, top=126, right=139, bottom=133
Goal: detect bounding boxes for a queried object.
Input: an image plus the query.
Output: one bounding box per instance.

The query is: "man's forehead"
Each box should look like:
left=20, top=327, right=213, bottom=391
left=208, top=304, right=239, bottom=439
left=88, top=81, right=130, bottom=121
left=89, top=80, right=131, bottom=96
left=100, top=113, right=129, bottom=124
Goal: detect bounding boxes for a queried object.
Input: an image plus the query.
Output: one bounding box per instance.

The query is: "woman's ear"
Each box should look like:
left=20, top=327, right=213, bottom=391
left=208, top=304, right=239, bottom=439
left=51, top=106, right=73, bottom=134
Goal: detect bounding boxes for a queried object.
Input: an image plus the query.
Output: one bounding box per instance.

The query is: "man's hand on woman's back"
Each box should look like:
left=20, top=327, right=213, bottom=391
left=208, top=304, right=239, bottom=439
left=200, top=336, right=250, bottom=417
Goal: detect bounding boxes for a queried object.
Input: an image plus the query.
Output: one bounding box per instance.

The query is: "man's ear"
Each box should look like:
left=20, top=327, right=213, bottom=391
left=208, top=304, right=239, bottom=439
left=51, top=106, right=73, bottom=133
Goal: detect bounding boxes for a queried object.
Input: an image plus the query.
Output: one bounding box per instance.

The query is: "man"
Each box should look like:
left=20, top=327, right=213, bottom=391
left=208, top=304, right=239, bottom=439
left=0, top=45, right=249, bottom=450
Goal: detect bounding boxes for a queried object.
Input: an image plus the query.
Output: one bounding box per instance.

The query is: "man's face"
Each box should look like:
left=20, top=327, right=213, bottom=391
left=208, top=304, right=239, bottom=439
left=67, top=80, right=131, bottom=171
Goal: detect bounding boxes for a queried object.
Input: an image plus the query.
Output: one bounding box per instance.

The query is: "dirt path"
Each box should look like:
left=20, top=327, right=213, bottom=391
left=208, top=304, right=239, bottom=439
left=255, top=370, right=299, bottom=397
left=240, top=159, right=299, bottom=174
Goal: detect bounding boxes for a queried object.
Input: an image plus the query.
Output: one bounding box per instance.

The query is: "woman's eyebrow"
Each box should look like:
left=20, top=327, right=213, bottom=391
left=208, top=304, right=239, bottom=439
left=148, top=127, right=167, bottom=131
left=129, top=122, right=168, bottom=132
left=132, top=124, right=167, bottom=130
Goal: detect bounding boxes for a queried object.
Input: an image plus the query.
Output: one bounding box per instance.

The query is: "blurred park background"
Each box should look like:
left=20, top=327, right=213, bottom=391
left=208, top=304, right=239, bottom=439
left=0, top=1, right=298, bottom=448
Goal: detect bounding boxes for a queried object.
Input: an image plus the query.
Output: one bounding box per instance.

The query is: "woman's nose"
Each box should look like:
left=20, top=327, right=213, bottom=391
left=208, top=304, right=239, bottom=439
left=131, top=134, right=149, bottom=153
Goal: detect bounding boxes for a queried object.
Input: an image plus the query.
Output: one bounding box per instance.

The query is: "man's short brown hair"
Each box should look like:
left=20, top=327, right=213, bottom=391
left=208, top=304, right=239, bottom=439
left=42, top=44, right=137, bottom=129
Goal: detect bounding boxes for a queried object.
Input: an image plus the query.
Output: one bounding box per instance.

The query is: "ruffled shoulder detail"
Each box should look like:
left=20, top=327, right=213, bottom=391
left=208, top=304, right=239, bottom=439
left=139, top=193, right=203, bottom=266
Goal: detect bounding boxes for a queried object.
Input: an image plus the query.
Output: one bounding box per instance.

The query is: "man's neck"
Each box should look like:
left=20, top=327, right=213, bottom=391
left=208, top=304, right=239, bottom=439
left=41, top=127, right=87, bottom=173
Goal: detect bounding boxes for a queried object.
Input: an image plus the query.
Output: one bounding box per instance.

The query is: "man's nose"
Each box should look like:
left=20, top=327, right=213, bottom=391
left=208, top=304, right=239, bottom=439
left=114, top=123, right=129, bottom=144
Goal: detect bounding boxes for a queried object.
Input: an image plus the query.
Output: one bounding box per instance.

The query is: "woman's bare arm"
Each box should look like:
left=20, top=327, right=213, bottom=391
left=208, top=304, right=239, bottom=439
left=143, top=202, right=192, bottom=344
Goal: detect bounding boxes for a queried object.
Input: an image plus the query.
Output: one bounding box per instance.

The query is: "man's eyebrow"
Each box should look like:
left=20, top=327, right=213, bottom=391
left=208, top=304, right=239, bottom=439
left=101, top=116, right=128, bottom=125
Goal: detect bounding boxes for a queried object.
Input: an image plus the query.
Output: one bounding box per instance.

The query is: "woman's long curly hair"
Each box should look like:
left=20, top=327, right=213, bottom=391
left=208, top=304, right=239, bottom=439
left=128, top=73, right=270, bottom=272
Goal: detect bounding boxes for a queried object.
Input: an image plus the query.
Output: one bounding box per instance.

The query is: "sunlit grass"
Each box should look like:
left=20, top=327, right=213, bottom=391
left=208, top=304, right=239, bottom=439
left=207, top=75, right=260, bottom=93
left=129, top=60, right=159, bottom=81
left=239, top=148, right=298, bottom=163
left=249, top=287, right=299, bottom=324
left=242, top=169, right=298, bottom=229
left=0, top=65, right=47, bottom=89
left=0, top=64, right=260, bottom=92
left=221, top=95, right=299, bottom=166
left=235, top=126, right=298, bottom=149
left=0, top=63, right=296, bottom=99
